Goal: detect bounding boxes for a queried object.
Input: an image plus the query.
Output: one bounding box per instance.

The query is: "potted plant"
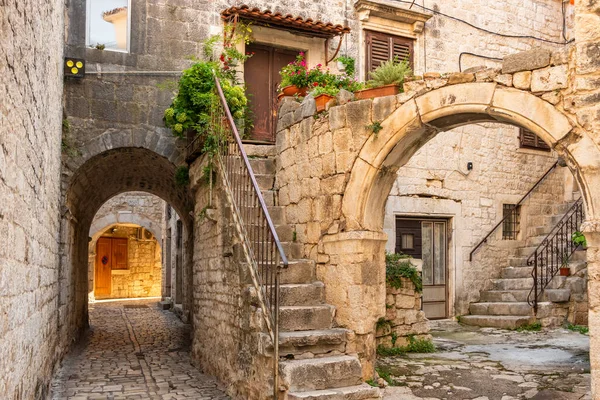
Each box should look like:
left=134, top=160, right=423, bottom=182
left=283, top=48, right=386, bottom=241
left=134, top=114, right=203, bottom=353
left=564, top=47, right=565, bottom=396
left=560, top=254, right=571, bottom=276
left=572, top=231, right=587, bottom=249
left=310, top=85, right=339, bottom=112
left=278, top=52, right=311, bottom=97
left=355, top=58, right=412, bottom=100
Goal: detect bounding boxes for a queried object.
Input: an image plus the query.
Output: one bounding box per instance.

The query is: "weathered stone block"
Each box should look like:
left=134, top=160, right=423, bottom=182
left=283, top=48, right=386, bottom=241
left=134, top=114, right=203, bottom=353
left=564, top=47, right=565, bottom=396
left=512, top=71, right=532, bottom=90
left=329, top=105, right=346, bottom=131
left=502, top=48, right=551, bottom=74
left=447, top=72, right=475, bottom=85
left=372, top=95, right=397, bottom=122
left=531, top=65, right=568, bottom=92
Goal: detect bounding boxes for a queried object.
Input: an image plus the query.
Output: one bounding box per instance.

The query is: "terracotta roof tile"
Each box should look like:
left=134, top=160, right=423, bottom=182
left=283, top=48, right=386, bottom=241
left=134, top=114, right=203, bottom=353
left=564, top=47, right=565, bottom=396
left=221, top=5, right=350, bottom=38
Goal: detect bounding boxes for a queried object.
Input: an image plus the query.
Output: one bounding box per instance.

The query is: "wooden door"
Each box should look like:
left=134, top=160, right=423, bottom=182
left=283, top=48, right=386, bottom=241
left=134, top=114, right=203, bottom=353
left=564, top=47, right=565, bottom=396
left=396, top=218, right=448, bottom=319
left=112, top=238, right=128, bottom=270
left=95, top=237, right=113, bottom=297
left=244, top=44, right=297, bottom=142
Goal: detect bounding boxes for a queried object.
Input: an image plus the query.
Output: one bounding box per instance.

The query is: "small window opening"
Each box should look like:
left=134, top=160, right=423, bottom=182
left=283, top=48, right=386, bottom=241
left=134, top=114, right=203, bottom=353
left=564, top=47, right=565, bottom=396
left=502, top=204, right=521, bottom=240
left=401, top=233, right=414, bottom=250
left=87, top=0, right=131, bottom=52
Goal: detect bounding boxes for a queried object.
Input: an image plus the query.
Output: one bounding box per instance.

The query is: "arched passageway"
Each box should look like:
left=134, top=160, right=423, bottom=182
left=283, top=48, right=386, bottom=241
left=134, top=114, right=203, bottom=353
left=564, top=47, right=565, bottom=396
left=59, top=147, right=194, bottom=341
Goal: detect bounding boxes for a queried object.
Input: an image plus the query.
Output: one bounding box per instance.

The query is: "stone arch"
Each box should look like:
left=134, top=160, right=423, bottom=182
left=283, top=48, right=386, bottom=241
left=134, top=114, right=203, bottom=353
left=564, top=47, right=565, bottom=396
left=90, top=219, right=163, bottom=244
left=343, top=83, right=600, bottom=232
left=60, top=146, right=193, bottom=339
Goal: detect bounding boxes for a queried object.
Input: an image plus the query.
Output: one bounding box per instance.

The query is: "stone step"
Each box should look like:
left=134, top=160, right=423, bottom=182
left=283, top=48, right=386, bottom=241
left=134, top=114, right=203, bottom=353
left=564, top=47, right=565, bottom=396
left=258, top=329, right=349, bottom=359
left=243, top=143, right=276, bottom=158
left=508, top=256, right=528, bottom=267
left=492, top=277, right=533, bottom=290
left=280, top=305, right=335, bottom=331
left=287, top=384, right=380, bottom=400
left=480, top=290, right=530, bottom=302
left=469, top=302, right=534, bottom=316
left=281, top=241, right=304, bottom=259
left=238, top=205, right=285, bottom=225
left=278, top=329, right=350, bottom=359
left=281, top=259, right=317, bottom=284
left=280, top=282, right=325, bottom=306
left=248, top=157, right=276, bottom=175
left=280, top=355, right=363, bottom=392
left=517, top=246, right=538, bottom=257
left=501, top=266, right=533, bottom=279
left=460, top=315, right=534, bottom=329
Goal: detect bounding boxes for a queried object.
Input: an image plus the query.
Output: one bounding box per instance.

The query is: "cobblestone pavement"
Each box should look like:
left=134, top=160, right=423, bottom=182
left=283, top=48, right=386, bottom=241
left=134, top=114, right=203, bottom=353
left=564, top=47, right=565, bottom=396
left=49, top=299, right=230, bottom=400
left=381, top=321, right=591, bottom=400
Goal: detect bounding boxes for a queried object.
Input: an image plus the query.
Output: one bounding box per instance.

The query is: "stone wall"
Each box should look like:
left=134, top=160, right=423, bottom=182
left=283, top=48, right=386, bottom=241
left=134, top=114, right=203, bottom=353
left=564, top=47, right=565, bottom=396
left=89, top=226, right=162, bottom=300
left=188, top=156, right=271, bottom=399
left=0, top=0, right=64, bottom=398
left=376, top=278, right=430, bottom=349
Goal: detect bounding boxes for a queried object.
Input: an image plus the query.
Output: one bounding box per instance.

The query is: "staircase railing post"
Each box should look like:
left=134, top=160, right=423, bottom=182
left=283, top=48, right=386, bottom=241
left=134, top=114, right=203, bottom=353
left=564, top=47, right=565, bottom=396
left=533, top=253, right=538, bottom=314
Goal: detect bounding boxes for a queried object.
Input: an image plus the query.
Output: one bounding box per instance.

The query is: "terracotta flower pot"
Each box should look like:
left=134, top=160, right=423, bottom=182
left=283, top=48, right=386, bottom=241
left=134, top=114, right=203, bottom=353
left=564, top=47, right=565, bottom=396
left=354, top=84, right=401, bottom=100
left=559, top=267, right=570, bottom=276
left=314, top=93, right=335, bottom=112
left=279, top=85, right=308, bottom=98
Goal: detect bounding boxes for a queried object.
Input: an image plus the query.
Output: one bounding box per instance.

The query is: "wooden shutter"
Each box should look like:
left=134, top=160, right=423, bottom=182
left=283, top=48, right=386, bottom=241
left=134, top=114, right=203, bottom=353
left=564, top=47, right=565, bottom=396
left=112, top=238, right=128, bottom=270
left=519, top=128, right=550, bottom=151
left=366, top=30, right=414, bottom=75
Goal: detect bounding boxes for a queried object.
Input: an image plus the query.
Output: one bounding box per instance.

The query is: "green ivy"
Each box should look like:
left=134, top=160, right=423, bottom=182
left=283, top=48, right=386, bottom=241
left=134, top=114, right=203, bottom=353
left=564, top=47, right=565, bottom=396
left=336, top=55, right=356, bottom=77
left=386, top=252, right=422, bottom=293
left=175, top=166, right=190, bottom=187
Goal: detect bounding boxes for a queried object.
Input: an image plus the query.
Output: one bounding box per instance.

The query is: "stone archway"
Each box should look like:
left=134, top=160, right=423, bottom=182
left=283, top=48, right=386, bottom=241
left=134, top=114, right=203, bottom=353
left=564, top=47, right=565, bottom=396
left=58, top=146, right=193, bottom=345
left=342, top=83, right=600, bottom=232
left=334, top=82, right=600, bottom=388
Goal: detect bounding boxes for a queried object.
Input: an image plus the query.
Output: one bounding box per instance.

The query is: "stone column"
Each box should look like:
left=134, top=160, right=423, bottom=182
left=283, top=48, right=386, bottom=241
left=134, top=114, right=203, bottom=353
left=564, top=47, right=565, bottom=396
left=583, top=221, right=600, bottom=396
left=320, top=230, right=387, bottom=378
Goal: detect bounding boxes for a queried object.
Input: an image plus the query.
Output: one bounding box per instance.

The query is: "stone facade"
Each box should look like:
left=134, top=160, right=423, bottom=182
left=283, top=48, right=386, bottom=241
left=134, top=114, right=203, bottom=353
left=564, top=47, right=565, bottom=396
left=89, top=226, right=162, bottom=300
left=0, top=1, right=64, bottom=399
left=88, top=192, right=165, bottom=301
left=376, top=278, right=430, bottom=349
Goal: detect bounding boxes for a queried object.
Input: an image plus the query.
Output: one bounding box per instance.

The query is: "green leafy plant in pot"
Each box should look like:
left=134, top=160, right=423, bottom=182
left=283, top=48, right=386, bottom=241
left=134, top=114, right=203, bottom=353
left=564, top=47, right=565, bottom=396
left=355, top=57, right=412, bottom=100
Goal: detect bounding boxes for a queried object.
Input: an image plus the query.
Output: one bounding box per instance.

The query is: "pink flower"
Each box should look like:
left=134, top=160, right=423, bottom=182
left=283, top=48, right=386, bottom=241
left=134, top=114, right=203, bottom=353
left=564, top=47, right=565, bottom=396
left=299, top=52, right=305, bottom=56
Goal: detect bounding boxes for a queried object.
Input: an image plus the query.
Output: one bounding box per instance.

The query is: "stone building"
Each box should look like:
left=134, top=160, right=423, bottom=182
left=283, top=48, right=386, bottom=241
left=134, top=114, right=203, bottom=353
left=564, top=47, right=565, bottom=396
left=3, top=0, right=600, bottom=399
left=88, top=192, right=165, bottom=301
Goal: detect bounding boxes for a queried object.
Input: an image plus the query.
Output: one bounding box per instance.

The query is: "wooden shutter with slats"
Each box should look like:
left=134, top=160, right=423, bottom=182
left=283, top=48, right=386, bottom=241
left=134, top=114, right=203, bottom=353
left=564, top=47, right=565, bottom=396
left=519, top=128, right=550, bottom=151
left=366, top=30, right=414, bottom=75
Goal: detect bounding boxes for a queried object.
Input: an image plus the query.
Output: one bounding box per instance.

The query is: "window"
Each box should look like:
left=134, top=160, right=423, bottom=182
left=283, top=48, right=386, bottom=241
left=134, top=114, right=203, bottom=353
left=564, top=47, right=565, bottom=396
left=366, top=30, right=414, bottom=75
left=401, top=233, right=414, bottom=250
left=519, top=128, right=550, bottom=151
left=87, top=0, right=130, bottom=52
left=502, top=204, right=521, bottom=240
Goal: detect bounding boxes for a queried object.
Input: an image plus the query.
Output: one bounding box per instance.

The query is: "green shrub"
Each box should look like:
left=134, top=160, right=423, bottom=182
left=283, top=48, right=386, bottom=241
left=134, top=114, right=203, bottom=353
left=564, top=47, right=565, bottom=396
left=572, top=231, right=587, bottom=248
left=377, top=336, right=436, bottom=356
left=368, top=57, right=412, bottom=88
left=386, top=252, right=422, bottom=293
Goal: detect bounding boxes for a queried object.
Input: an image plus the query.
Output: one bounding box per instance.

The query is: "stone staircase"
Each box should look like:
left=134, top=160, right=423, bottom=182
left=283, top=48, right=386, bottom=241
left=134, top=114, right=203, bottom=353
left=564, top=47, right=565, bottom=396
left=462, top=200, right=586, bottom=329
left=244, top=145, right=380, bottom=400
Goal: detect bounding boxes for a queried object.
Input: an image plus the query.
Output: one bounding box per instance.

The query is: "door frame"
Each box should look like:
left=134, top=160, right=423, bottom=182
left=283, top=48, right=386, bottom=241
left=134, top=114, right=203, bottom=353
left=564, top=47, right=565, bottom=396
left=394, top=215, right=454, bottom=319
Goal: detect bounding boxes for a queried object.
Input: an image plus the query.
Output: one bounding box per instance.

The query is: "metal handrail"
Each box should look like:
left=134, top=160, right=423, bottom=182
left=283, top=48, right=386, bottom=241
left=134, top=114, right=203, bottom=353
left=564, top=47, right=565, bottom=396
left=527, top=197, right=584, bottom=312
left=212, top=72, right=288, bottom=398
left=469, top=161, right=559, bottom=261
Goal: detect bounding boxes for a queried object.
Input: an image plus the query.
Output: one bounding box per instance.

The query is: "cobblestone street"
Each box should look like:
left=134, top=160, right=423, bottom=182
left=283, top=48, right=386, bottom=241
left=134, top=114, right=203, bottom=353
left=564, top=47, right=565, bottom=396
left=49, top=299, right=230, bottom=400
left=381, top=321, right=591, bottom=400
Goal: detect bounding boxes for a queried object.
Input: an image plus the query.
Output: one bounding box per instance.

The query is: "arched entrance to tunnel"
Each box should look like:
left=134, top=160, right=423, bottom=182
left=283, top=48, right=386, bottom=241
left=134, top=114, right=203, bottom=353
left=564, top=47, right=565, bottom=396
left=59, top=147, right=194, bottom=340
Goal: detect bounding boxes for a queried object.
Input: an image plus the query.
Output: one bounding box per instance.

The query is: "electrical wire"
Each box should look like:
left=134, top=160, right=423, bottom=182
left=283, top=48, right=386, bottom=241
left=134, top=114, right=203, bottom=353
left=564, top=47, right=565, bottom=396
left=391, top=0, right=573, bottom=45
left=458, top=52, right=503, bottom=72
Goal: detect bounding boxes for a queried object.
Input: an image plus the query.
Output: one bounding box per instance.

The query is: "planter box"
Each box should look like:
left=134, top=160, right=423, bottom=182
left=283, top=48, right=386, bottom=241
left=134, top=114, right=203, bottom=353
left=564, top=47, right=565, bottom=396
left=278, top=85, right=307, bottom=99
left=314, top=94, right=335, bottom=112
left=354, top=84, right=401, bottom=100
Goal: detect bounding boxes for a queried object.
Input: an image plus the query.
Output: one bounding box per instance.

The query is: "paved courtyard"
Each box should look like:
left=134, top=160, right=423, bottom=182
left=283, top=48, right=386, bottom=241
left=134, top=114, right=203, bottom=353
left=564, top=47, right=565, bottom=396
left=381, top=321, right=591, bottom=400
left=49, top=299, right=230, bottom=400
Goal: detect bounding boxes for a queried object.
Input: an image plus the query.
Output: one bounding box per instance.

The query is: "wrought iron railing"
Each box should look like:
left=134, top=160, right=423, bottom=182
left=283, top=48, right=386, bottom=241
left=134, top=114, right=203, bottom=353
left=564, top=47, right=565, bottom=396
left=527, top=197, right=585, bottom=312
left=212, top=72, right=288, bottom=398
left=469, top=161, right=558, bottom=261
